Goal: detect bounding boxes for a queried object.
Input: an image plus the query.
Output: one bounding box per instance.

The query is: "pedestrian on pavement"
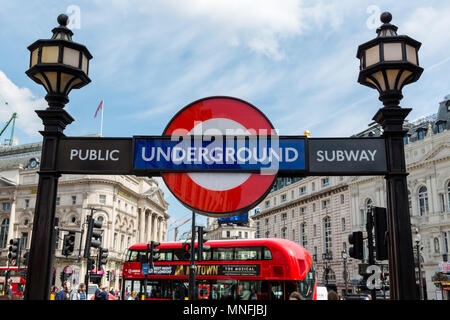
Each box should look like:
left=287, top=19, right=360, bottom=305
left=127, top=291, right=137, bottom=300
left=78, top=283, right=87, bottom=300
left=50, top=286, right=58, bottom=300
left=289, top=291, right=303, bottom=300
left=55, top=281, right=71, bottom=300
left=101, top=286, right=109, bottom=300
left=5, top=279, right=12, bottom=297
left=327, top=290, right=339, bottom=300
left=109, top=287, right=115, bottom=297
left=94, top=286, right=103, bottom=300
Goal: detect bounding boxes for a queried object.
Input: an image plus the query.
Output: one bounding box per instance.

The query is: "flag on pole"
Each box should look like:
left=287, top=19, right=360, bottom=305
left=94, top=100, right=103, bottom=118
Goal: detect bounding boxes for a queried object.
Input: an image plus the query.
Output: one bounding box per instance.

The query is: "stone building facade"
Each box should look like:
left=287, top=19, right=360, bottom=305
left=0, top=142, right=169, bottom=291
left=252, top=176, right=355, bottom=294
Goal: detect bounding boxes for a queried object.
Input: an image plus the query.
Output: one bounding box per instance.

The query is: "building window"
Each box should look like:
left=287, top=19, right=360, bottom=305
left=265, top=231, right=270, bottom=238
left=434, top=238, right=440, bottom=254
left=300, top=207, right=306, bottom=215
left=437, top=122, right=445, bottom=133
left=322, top=178, right=329, bottom=187
left=55, top=197, right=60, bottom=206
left=444, top=232, right=449, bottom=253
left=312, top=182, right=315, bottom=191
left=114, top=233, right=117, bottom=249
left=292, top=209, right=295, bottom=218
left=447, top=182, right=450, bottom=212
left=418, top=186, right=429, bottom=216
left=25, top=199, right=30, bottom=208
left=245, top=232, right=248, bottom=238
left=301, top=223, right=307, bottom=247
left=299, top=186, right=307, bottom=195
left=403, top=136, right=409, bottom=144
left=292, top=229, right=296, bottom=241
left=322, top=200, right=330, bottom=209
left=226, top=231, right=230, bottom=238
left=417, top=130, right=425, bottom=140
left=274, top=215, right=276, bottom=223
left=281, top=213, right=287, bottom=221
left=99, top=194, right=106, bottom=205
left=282, top=228, right=286, bottom=239
left=343, top=242, right=347, bottom=252
left=313, top=224, right=317, bottom=237
left=323, top=217, right=332, bottom=253
left=341, top=218, right=346, bottom=232
left=408, top=190, right=412, bottom=214
left=21, top=233, right=28, bottom=249
left=340, top=194, right=345, bottom=204
left=2, top=203, right=10, bottom=211
left=273, top=197, right=277, bottom=206
left=72, top=196, right=77, bottom=205
left=265, top=218, right=269, bottom=226
left=281, top=194, right=287, bottom=202
left=362, top=199, right=372, bottom=225
left=291, top=190, right=295, bottom=199
left=440, top=194, right=446, bottom=213
left=0, top=219, right=9, bottom=248
left=265, top=200, right=270, bottom=209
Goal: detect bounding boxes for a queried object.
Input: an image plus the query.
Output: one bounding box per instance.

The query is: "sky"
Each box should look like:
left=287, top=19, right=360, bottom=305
left=0, top=0, right=449, bottom=240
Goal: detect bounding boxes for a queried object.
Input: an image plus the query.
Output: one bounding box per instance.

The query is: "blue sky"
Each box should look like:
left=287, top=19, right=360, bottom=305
left=1, top=0, right=449, bottom=240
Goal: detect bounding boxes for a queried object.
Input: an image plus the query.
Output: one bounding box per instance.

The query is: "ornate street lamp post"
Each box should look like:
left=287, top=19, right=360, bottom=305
left=341, top=250, right=348, bottom=296
left=414, top=231, right=423, bottom=300
left=24, top=14, right=92, bottom=300
left=357, top=12, right=423, bottom=300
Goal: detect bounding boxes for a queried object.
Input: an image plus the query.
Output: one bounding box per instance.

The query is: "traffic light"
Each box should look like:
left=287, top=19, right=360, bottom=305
left=62, top=231, right=76, bottom=256
left=373, top=207, right=388, bottom=260
left=182, top=242, right=191, bottom=260
left=23, top=251, right=29, bottom=266
left=8, top=238, right=20, bottom=263
left=149, top=241, right=160, bottom=267
left=84, top=215, right=103, bottom=258
left=197, top=227, right=209, bottom=261
left=87, top=258, right=95, bottom=271
left=99, top=247, right=109, bottom=271
left=348, top=231, right=364, bottom=260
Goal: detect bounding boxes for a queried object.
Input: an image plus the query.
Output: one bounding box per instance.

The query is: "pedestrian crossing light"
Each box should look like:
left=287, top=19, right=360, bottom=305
left=348, top=231, right=364, bottom=260
left=99, top=248, right=109, bottom=271
left=8, top=238, right=20, bottom=262
left=84, top=215, right=103, bottom=258
left=62, top=231, right=76, bottom=256
left=197, top=227, right=209, bottom=262
left=182, top=242, right=191, bottom=260
left=150, top=241, right=160, bottom=267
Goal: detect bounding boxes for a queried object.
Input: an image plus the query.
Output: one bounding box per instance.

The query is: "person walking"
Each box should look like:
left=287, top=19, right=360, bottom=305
left=50, top=286, right=58, bottom=300
left=127, top=291, right=137, bottom=300
left=5, top=279, right=12, bottom=297
left=78, top=283, right=87, bottom=300
left=70, top=283, right=87, bottom=300
left=55, top=281, right=71, bottom=300
left=289, top=291, right=303, bottom=300
left=327, top=290, right=339, bottom=300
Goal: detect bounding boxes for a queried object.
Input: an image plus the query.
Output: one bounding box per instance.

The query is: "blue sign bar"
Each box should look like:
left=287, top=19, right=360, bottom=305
left=133, top=136, right=306, bottom=172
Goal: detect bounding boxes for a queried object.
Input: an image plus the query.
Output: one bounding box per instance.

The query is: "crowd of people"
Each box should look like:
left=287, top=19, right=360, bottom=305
left=49, top=281, right=119, bottom=300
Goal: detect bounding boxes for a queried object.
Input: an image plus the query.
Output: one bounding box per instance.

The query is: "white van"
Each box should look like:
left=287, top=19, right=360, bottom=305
left=316, top=286, right=328, bottom=300
left=87, top=284, right=98, bottom=300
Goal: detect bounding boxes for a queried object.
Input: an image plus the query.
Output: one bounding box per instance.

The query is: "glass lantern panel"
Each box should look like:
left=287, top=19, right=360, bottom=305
left=68, top=78, right=83, bottom=93
left=386, top=69, right=400, bottom=90
left=59, top=73, right=75, bottom=94
left=81, top=54, right=89, bottom=74
left=372, top=71, right=386, bottom=92
left=365, top=78, right=380, bottom=91
left=33, top=73, right=50, bottom=93
left=44, top=72, right=58, bottom=93
left=365, top=45, right=380, bottom=67
left=41, top=46, right=59, bottom=63
left=383, top=42, right=403, bottom=61
left=63, top=47, right=80, bottom=68
left=398, top=70, right=413, bottom=89
left=406, top=45, right=418, bottom=65
left=30, top=48, right=39, bottom=67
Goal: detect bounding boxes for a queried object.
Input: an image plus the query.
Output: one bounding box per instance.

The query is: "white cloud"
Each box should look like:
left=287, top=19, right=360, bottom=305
left=0, top=70, right=45, bottom=139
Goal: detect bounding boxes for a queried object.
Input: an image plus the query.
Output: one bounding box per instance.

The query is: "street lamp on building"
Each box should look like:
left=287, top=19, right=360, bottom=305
left=24, top=14, right=92, bottom=300
left=414, top=231, right=423, bottom=300
left=341, top=249, right=348, bottom=296
left=356, top=12, right=423, bottom=300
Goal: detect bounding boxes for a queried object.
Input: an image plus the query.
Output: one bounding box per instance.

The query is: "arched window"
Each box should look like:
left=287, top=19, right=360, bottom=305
left=434, top=238, right=440, bottom=254
left=418, top=186, right=429, bottom=216
left=408, top=190, right=412, bottom=214
left=447, top=181, right=450, bottom=212
left=361, top=198, right=372, bottom=225
left=323, top=217, right=332, bottom=253
left=0, top=219, right=10, bottom=248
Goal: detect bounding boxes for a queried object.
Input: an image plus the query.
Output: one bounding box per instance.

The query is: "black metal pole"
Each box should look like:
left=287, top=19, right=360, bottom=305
left=24, top=98, right=73, bottom=300
left=366, top=207, right=377, bottom=301
left=144, top=243, right=149, bottom=300
left=373, top=105, right=418, bottom=300
left=189, top=211, right=196, bottom=300
left=417, top=243, right=423, bottom=300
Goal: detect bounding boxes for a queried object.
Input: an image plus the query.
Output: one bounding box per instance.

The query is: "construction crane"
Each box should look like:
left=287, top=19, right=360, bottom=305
left=168, top=218, right=191, bottom=241
left=0, top=112, right=17, bottom=146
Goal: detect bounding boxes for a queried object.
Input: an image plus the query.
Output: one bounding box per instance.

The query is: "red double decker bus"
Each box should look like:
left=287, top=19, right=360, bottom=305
left=0, top=267, right=26, bottom=297
left=121, top=238, right=316, bottom=300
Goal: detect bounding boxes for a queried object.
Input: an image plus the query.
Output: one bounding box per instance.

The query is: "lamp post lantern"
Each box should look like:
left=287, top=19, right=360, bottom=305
left=357, top=12, right=423, bottom=300
left=24, top=14, right=92, bottom=300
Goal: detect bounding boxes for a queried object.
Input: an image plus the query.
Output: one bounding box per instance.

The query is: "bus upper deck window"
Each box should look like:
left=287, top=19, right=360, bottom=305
left=263, top=247, right=272, bottom=260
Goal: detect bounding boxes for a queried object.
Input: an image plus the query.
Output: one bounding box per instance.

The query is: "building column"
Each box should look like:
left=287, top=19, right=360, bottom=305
left=139, top=208, right=145, bottom=243
left=7, top=193, right=17, bottom=244
left=148, top=211, right=153, bottom=243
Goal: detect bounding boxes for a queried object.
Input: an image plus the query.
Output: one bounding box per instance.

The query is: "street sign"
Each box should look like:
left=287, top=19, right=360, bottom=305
left=57, top=137, right=132, bottom=174
left=161, top=97, right=278, bottom=217
left=308, top=138, right=387, bottom=175
left=141, top=263, right=149, bottom=275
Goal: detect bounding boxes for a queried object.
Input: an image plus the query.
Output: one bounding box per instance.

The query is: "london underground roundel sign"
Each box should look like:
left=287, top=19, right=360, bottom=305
left=162, top=97, right=277, bottom=217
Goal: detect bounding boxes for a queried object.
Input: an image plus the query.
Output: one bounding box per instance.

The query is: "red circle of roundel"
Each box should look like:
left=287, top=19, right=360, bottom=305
left=162, top=96, right=277, bottom=217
